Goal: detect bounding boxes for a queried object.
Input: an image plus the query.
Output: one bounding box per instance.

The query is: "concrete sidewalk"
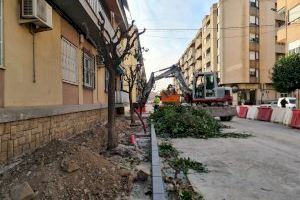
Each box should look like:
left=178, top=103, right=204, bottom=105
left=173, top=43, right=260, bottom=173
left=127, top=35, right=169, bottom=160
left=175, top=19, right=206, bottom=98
left=172, top=118, right=300, bottom=200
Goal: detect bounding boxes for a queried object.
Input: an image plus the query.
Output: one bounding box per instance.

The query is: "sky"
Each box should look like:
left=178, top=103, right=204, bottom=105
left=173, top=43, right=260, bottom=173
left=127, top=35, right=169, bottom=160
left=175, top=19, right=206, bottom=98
left=126, top=0, right=217, bottom=92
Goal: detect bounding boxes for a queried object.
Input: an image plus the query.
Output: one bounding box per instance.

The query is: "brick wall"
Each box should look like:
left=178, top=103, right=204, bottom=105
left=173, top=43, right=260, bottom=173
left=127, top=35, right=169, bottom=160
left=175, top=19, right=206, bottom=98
left=0, top=108, right=108, bottom=164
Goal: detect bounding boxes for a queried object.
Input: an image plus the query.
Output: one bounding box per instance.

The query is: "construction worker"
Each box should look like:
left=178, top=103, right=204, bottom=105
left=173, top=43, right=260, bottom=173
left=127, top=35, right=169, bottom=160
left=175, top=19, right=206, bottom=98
left=154, top=96, right=160, bottom=111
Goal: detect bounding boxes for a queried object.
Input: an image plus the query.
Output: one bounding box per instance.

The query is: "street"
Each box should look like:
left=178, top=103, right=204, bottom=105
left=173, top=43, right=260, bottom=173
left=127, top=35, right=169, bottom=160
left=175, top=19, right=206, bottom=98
left=172, top=118, right=300, bottom=200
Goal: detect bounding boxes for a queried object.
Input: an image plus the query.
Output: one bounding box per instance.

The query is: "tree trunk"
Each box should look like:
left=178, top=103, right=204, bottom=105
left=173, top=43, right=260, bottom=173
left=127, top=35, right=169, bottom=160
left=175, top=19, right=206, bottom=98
left=129, top=90, right=135, bottom=125
left=107, top=70, right=118, bottom=149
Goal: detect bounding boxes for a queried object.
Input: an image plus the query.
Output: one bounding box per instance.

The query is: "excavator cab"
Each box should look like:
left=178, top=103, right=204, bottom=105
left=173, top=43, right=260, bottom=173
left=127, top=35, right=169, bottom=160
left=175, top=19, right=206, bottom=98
left=192, top=72, right=232, bottom=105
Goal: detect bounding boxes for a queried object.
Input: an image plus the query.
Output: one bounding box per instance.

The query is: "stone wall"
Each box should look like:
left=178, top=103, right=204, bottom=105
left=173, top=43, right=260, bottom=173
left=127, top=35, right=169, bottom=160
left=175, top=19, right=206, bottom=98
left=0, top=108, right=108, bottom=165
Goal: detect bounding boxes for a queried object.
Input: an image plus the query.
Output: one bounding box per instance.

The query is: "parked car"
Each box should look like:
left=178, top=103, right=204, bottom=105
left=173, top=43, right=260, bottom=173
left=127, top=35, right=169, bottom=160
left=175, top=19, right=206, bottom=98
left=277, top=97, right=296, bottom=109
left=260, top=101, right=278, bottom=108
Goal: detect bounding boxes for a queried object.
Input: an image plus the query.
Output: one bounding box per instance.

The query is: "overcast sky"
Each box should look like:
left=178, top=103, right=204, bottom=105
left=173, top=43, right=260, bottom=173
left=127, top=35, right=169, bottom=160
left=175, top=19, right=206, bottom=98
left=126, top=0, right=217, bottom=92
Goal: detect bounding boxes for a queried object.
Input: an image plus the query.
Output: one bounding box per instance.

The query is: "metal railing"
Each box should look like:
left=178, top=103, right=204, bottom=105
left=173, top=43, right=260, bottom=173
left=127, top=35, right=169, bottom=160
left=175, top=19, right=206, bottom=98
left=85, top=0, right=115, bottom=38
left=115, top=91, right=129, bottom=104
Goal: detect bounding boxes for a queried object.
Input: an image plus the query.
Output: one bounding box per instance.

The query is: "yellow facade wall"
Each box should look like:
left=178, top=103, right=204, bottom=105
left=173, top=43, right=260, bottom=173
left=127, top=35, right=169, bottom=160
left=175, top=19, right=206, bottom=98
left=97, top=68, right=108, bottom=105
left=2, top=1, right=108, bottom=108
left=3, top=1, right=62, bottom=107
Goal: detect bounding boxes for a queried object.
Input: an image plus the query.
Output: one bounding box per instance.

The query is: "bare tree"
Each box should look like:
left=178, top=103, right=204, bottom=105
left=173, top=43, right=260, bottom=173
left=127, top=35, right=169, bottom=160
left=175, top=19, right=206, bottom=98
left=94, top=12, right=145, bottom=149
left=136, top=78, right=148, bottom=115
left=122, top=63, right=142, bottom=126
left=135, top=78, right=148, bottom=134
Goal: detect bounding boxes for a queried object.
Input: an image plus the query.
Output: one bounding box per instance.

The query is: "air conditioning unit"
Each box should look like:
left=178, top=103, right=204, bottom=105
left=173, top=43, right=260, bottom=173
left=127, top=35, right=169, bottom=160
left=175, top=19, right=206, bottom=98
left=20, top=0, right=53, bottom=29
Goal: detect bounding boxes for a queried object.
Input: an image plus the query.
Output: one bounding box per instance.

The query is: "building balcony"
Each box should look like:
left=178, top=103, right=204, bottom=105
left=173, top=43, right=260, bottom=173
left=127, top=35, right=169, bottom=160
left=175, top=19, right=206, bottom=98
left=49, top=0, right=119, bottom=49
left=250, top=6, right=259, bottom=16
left=249, top=26, right=259, bottom=34
left=275, top=13, right=285, bottom=22
left=249, top=60, right=259, bottom=68
left=115, top=91, right=129, bottom=104
left=277, top=27, right=286, bottom=43
left=195, top=62, right=202, bottom=72
left=195, top=39, right=202, bottom=49
left=184, top=63, right=189, bottom=70
left=188, top=58, right=196, bottom=67
left=276, top=43, right=286, bottom=54
left=195, top=50, right=202, bottom=60
left=250, top=76, right=259, bottom=83
left=249, top=42, right=259, bottom=51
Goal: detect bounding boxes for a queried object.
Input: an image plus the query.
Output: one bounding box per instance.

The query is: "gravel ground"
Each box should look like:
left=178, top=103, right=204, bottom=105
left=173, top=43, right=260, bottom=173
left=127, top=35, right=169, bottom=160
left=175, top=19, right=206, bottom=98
left=172, top=118, right=300, bottom=200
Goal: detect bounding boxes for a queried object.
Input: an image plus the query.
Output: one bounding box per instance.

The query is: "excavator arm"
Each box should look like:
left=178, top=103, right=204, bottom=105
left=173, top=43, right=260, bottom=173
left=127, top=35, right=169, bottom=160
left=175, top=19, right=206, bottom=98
left=137, top=65, right=192, bottom=106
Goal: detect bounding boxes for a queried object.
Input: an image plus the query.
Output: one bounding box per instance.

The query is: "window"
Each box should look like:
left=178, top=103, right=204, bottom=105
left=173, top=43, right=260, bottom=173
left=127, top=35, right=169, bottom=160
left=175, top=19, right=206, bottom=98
left=289, top=4, right=300, bottom=23
left=83, top=52, right=95, bottom=88
left=250, top=16, right=259, bottom=25
left=249, top=68, right=256, bottom=77
left=250, top=0, right=259, bottom=8
left=250, top=51, right=259, bottom=60
left=0, top=0, right=3, bottom=65
left=288, top=39, right=300, bottom=54
left=61, top=38, right=78, bottom=84
left=249, top=33, right=259, bottom=43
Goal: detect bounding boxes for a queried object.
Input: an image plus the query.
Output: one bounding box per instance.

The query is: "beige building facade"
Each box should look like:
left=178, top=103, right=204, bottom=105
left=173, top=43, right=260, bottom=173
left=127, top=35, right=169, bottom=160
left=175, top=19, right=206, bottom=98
left=176, top=0, right=284, bottom=105
left=0, top=0, right=143, bottom=164
left=277, top=0, right=300, bottom=54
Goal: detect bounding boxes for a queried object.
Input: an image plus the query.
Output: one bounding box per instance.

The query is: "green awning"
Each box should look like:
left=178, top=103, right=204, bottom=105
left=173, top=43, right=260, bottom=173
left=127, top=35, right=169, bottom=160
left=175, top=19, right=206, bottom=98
left=117, top=66, right=124, bottom=75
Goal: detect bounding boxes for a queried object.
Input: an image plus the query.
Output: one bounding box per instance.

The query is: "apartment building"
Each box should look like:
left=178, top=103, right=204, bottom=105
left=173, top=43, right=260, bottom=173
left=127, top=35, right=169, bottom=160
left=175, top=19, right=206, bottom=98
left=277, top=0, right=300, bottom=54
left=219, top=0, right=285, bottom=105
left=195, top=29, right=203, bottom=72
left=0, top=0, right=143, bottom=164
left=175, top=0, right=284, bottom=105
left=202, top=4, right=218, bottom=73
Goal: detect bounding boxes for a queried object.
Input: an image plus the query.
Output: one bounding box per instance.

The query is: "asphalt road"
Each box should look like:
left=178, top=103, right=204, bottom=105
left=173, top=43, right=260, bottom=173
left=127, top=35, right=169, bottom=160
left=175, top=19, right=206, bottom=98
left=172, top=118, right=300, bottom=200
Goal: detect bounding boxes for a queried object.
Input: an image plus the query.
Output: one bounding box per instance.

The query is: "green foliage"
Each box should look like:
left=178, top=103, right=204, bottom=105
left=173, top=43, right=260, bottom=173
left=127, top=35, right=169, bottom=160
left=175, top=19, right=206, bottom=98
left=179, top=189, right=204, bottom=200
left=159, top=142, right=179, bottom=158
left=170, top=157, right=208, bottom=175
left=150, top=105, right=221, bottom=139
left=272, top=53, right=300, bottom=93
left=217, top=132, right=252, bottom=139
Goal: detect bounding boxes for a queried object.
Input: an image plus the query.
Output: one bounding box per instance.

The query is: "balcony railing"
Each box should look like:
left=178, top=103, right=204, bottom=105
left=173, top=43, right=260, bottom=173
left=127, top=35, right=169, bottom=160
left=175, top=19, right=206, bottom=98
left=195, top=39, right=202, bottom=49
left=249, top=42, right=259, bottom=51
left=115, top=91, right=129, bottom=104
left=195, top=50, right=202, bottom=60
left=277, top=28, right=286, bottom=43
left=276, top=43, right=286, bottom=53
left=276, top=13, right=285, bottom=22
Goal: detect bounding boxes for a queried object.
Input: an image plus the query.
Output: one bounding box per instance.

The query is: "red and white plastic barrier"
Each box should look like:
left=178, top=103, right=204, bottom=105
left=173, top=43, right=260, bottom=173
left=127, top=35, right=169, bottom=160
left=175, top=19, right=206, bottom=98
left=290, top=110, right=300, bottom=129
left=238, top=106, right=249, bottom=118
left=246, top=106, right=258, bottom=120
left=270, top=108, right=287, bottom=124
left=236, top=105, right=300, bottom=129
left=257, top=107, right=273, bottom=121
left=283, top=109, right=293, bottom=126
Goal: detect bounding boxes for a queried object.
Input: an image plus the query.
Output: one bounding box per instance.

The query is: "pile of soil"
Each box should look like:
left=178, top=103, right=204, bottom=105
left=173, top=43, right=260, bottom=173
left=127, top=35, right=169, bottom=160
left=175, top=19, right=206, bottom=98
left=0, top=118, right=142, bottom=200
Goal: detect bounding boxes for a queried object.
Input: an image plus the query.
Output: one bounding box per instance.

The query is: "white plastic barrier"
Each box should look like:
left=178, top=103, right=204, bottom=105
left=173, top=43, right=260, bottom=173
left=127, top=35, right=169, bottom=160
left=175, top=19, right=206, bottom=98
left=271, top=108, right=286, bottom=124
left=236, top=106, right=240, bottom=116
left=283, top=109, right=293, bottom=126
left=246, top=106, right=258, bottom=120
